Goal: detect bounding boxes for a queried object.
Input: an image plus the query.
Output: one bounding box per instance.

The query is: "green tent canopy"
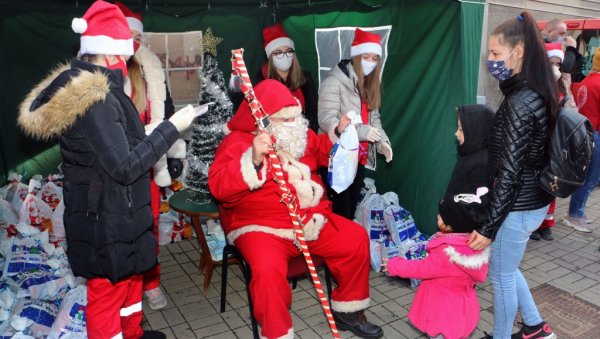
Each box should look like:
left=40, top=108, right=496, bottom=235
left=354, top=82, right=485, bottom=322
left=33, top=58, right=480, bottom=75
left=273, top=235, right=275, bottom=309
left=0, top=0, right=485, bottom=234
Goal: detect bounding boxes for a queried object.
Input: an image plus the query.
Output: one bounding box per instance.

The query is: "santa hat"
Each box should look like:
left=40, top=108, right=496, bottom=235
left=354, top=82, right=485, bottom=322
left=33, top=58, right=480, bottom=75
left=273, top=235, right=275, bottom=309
left=351, top=28, right=382, bottom=57
left=544, top=42, right=564, bottom=62
left=593, top=48, right=600, bottom=71
left=115, top=1, right=144, bottom=33
left=71, top=0, right=133, bottom=56
left=263, top=23, right=295, bottom=57
left=227, top=80, right=301, bottom=133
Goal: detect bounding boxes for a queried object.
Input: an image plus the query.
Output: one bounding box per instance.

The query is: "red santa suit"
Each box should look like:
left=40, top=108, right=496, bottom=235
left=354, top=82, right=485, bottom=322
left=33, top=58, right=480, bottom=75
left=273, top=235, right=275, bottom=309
left=209, top=80, right=371, bottom=339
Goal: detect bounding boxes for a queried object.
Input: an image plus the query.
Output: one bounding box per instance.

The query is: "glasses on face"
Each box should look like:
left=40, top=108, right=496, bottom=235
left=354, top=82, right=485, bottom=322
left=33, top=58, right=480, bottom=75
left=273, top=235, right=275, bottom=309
left=272, top=49, right=295, bottom=59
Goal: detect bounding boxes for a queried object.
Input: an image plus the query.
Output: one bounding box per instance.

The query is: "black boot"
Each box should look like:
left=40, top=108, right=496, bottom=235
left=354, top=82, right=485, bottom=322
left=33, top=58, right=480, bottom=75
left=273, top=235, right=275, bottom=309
left=141, top=330, right=166, bottom=339
left=332, top=310, right=383, bottom=339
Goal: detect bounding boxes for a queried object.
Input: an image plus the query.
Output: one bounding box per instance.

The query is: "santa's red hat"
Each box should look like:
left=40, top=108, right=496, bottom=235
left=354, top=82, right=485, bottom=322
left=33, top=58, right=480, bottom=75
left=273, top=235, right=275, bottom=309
left=263, top=23, right=295, bottom=57
left=71, top=0, right=133, bottom=56
left=115, top=1, right=144, bottom=33
left=227, top=80, right=301, bottom=133
left=351, top=28, right=382, bottom=57
left=545, top=42, right=564, bottom=62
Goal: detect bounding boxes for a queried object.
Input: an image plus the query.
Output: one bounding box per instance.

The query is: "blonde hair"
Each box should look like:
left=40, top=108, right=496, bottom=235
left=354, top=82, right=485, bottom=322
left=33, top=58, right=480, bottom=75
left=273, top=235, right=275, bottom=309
left=127, top=56, right=147, bottom=114
left=266, top=54, right=306, bottom=91
left=351, top=55, right=382, bottom=110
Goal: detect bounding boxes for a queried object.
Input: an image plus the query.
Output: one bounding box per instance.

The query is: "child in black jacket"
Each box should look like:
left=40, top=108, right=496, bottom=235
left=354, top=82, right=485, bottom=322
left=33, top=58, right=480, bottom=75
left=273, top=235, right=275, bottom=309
left=438, top=104, right=495, bottom=232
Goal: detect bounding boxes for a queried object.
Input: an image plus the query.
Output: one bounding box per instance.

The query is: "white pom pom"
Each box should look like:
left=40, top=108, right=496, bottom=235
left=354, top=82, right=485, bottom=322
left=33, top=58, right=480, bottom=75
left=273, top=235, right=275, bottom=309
left=71, top=18, right=87, bottom=34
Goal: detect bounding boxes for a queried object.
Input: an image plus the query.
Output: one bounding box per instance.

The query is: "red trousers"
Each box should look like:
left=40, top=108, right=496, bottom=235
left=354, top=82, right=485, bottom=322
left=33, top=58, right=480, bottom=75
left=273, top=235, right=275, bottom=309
left=143, top=177, right=161, bottom=292
left=539, top=199, right=556, bottom=230
left=86, top=274, right=143, bottom=339
left=234, top=214, right=371, bottom=339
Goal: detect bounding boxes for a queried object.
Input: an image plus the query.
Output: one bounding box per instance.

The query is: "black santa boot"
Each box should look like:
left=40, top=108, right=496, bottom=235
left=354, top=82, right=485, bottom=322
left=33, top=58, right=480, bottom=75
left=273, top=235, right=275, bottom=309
left=332, top=309, right=383, bottom=338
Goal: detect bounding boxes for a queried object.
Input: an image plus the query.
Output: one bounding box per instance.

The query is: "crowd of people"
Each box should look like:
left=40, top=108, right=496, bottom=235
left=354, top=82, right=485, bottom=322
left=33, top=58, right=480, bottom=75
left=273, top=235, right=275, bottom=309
left=16, top=1, right=599, bottom=338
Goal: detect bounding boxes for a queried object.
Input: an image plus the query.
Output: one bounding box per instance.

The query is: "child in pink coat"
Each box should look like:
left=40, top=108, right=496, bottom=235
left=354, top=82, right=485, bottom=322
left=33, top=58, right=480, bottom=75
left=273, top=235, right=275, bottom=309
left=383, top=105, right=494, bottom=339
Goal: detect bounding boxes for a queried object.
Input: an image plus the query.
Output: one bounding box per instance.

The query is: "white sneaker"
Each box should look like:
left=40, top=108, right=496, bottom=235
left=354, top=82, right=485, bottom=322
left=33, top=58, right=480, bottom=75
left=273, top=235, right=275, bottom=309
left=563, top=216, right=592, bottom=233
left=584, top=215, right=593, bottom=224
left=145, top=287, right=167, bottom=310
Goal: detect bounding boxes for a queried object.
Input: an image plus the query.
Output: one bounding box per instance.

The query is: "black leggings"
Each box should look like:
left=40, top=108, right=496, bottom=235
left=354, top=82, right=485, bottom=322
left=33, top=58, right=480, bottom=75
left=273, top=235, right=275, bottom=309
left=324, top=164, right=365, bottom=220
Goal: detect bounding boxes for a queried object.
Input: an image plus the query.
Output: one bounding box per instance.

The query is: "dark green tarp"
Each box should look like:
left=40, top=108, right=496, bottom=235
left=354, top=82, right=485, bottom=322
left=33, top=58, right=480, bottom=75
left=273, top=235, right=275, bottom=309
left=0, top=0, right=484, bottom=234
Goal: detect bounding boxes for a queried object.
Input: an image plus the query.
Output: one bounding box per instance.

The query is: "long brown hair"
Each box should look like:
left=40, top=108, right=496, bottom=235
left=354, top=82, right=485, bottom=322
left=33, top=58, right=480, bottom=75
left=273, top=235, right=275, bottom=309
left=491, top=11, right=559, bottom=126
left=351, top=55, right=382, bottom=111
left=127, top=56, right=147, bottom=113
left=267, top=54, right=306, bottom=91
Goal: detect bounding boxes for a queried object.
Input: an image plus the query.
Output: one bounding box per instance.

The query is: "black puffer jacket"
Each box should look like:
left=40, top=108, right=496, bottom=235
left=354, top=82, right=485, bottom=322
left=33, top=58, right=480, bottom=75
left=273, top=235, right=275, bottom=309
left=18, top=60, right=179, bottom=283
left=477, top=75, right=553, bottom=239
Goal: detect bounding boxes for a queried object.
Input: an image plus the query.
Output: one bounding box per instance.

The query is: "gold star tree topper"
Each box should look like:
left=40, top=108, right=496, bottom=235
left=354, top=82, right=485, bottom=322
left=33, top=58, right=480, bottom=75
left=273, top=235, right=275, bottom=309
left=203, top=27, right=223, bottom=56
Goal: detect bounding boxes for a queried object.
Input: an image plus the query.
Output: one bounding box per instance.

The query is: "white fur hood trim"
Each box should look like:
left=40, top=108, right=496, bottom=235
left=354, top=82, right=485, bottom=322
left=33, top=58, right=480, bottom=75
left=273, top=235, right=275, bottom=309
left=444, top=246, right=490, bottom=270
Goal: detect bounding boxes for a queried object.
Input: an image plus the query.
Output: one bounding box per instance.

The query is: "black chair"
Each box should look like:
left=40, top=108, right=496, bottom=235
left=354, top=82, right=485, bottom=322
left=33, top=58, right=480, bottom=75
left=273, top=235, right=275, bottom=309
left=220, top=243, right=334, bottom=339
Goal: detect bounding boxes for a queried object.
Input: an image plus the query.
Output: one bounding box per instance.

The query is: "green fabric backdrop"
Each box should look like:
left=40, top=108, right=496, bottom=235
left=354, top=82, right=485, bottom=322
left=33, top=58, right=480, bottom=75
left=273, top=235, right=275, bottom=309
left=0, top=0, right=483, bottom=234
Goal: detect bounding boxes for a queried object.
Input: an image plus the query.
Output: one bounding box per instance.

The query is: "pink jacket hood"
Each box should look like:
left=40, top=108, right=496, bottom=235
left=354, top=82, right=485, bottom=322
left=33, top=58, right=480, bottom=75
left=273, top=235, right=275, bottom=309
left=426, top=232, right=490, bottom=282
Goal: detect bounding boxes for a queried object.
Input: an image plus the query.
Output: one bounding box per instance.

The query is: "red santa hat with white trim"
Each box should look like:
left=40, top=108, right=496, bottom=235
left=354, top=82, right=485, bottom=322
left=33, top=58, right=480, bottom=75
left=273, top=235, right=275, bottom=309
left=227, top=80, right=301, bottom=133
left=351, top=28, right=382, bottom=57
left=263, top=23, right=295, bottom=57
left=71, top=0, right=134, bottom=56
left=115, top=1, right=144, bottom=33
left=544, top=42, right=564, bottom=62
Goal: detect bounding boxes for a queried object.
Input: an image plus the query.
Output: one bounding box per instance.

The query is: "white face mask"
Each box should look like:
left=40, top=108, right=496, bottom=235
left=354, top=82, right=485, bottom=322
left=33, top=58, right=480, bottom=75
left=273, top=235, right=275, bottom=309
left=361, top=60, right=377, bottom=76
left=552, top=65, right=561, bottom=81
left=273, top=54, right=294, bottom=72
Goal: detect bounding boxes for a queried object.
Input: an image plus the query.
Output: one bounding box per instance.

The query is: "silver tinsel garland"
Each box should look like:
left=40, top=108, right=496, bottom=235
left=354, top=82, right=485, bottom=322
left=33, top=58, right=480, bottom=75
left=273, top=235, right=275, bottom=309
left=185, top=53, right=234, bottom=194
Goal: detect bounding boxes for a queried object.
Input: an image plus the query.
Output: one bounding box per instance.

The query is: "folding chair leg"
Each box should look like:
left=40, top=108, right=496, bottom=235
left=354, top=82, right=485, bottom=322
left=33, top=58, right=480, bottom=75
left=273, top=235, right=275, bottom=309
left=220, top=245, right=233, bottom=313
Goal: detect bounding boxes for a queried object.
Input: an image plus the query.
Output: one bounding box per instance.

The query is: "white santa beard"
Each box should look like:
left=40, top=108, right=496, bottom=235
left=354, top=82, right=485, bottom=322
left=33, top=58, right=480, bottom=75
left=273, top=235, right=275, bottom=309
left=269, top=118, right=308, bottom=159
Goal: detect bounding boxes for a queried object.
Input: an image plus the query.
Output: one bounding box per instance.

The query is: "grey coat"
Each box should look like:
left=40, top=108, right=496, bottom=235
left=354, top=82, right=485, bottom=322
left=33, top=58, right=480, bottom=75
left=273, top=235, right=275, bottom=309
left=318, top=60, right=390, bottom=169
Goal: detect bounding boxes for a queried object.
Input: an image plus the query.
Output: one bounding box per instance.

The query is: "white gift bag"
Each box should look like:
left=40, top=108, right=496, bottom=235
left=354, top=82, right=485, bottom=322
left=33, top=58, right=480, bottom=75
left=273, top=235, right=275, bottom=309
left=328, top=124, right=359, bottom=193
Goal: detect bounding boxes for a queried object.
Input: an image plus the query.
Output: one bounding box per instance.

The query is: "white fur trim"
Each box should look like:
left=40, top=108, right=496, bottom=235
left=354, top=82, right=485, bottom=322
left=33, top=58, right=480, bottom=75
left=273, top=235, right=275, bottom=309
left=240, top=148, right=267, bottom=190
left=547, top=49, right=564, bottom=62
left=71, top=18, right=87, bottom=34
left=279, top=156, right=323, bottom=209
left=265, top=37, right=295, bottom=57
left=444, top=246, right=490, bottom=270
left=80, top=35, right=134, bottom=56
left=167, top=139, right=186, bottom=158
left=330, top=297, right=370, bottom=313
left=222, top=123, right=231, bottom=136
left=153, top=156, right=171, bottom=187
left=135, top=45, right=166, bottom=124
left=351, top=42, right=382, bottom=57
left=269, top=105, right=302, bottom=120
left=227, top=225, right=295, bottom=244
left=260, top=327, right=294, bottom=339
left=302, top=214, right=326, bottom=241
left=127, top=17, right=143, bottom=34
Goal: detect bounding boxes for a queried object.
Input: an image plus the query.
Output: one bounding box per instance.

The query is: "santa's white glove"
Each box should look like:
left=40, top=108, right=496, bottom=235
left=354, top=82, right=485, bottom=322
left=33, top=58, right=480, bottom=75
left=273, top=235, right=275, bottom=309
left=378, top=142, right=393, bottom=163
left=366, top=126, right=382, bottom=142
left=168, top=104, right=209, bottom=133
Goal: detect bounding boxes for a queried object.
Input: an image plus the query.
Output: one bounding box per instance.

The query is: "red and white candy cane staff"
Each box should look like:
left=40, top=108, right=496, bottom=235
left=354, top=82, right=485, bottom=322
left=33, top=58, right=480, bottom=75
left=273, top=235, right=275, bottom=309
left=230, top=48, right=340, bottom=339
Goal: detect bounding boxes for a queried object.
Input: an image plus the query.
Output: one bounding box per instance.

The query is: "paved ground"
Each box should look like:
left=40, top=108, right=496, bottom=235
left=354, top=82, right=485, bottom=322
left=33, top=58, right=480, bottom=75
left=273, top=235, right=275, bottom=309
left=142, top=188, right=600, bottom=338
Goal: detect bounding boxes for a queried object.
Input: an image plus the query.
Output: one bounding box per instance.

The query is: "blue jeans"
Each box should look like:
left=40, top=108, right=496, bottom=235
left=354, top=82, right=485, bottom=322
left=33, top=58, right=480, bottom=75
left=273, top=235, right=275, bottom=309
left=490, top=205, right=549, bottom=339
left=568, top=131, right=600, bottom=218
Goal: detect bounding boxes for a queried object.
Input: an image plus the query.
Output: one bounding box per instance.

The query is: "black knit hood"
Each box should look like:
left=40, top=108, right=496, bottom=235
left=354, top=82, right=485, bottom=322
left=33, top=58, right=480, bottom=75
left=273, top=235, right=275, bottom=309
left=457, top=104, right=495, bottom=157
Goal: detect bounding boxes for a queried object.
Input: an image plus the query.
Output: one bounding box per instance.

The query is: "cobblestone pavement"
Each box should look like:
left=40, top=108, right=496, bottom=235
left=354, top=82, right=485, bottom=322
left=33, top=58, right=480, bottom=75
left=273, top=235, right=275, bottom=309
left=143, top=188, right=600, bottom=338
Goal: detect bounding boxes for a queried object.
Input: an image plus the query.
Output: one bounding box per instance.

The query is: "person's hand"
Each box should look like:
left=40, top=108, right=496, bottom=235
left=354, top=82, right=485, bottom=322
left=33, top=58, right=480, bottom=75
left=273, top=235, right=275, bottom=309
left=468, top=230, right=491, bottom=250
left=378, top=142, right=393, bottom=162
left=168, top=104, right=204, bottom=133
left=381, top=258, right=388, bottom=273
left=252, top=133, right=272, bottom=166
left=336, top=113, right=352, bottom=134
left=565, top=36, right=576, bottom=48
left=366, top=126, right=382, bottom=142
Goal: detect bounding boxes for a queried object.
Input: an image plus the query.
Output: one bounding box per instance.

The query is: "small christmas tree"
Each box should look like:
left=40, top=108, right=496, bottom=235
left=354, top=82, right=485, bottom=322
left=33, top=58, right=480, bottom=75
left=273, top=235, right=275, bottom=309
left=186, top=52, right=234, bottom=194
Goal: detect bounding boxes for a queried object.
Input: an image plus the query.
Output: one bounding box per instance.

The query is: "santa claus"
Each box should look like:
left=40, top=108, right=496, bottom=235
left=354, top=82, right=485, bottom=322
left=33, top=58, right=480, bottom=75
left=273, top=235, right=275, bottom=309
left=209, top=80, right=383, bottom=339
